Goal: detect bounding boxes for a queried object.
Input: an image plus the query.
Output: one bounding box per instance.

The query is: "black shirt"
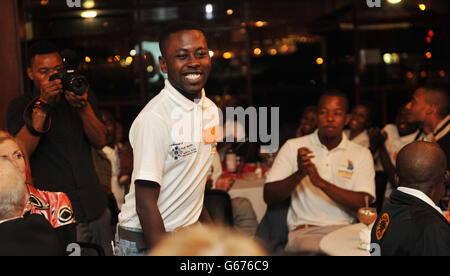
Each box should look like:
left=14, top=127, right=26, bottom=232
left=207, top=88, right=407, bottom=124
left=7, top=90, right=107, bottom=222
left=371, top=189, right=450, bottom=256
left=0, top=215, right=65, bottom=256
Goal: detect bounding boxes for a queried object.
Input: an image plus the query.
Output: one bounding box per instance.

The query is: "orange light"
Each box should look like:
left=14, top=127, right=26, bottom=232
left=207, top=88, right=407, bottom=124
left=269, top=49, right=277, bottom=56
left=418, top=3, right=426, bottom=11
left=253, top=48, right=262, bottom=56
left=425, top=52, right=432, bottom=59
left=280, top=45, right=289, bottom=53
left=316, top=57, right=324, bottom=65
left=420, top=71, right=427, bottom=78
left=85, top=56, right=91, bottom=63
left=222, top=52, right=233, bottom=59
left=254, top=21, right=268, bottom=28
left=40, top=0, right=49, bottom=5
left=440, top=70, right=446, bottom=78
left=406, top=72, right=414, bottom=79
left=226, top=9, right=234, bottom=15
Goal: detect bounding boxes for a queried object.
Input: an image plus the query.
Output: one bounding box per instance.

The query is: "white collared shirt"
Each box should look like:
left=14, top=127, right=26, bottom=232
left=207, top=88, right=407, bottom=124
left=102, top=145, right=124, bottom=209
left=266, top=130, right=376, bottom=230
left=397, top=187, right=444, bottom=216
left=119, top=80, right=220, bottom=232
left=383, top=124, right=419, bottom=165
left=344, top=129, right=370, bottom=149
left=431, top=115, right=450, bottom=142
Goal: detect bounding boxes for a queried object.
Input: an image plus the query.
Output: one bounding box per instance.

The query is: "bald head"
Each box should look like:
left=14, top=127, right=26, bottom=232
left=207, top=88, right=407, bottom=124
left=0, top=159, right=26, bottom=221
left=396, top=141, right=447, bottom=197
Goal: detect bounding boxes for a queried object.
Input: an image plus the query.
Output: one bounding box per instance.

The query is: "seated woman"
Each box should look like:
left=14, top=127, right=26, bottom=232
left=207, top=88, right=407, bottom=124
left=0, top=131, right=76, bottom=248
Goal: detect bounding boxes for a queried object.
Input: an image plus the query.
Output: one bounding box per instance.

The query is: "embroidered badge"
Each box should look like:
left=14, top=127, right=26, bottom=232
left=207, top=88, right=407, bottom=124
left=376, top=213, right=390, bottom=241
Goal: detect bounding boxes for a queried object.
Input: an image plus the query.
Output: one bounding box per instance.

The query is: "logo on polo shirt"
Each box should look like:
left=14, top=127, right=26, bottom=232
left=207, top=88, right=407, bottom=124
left=169, top=143, right=198, bottom=161
left=338, top=160, right=354, bottom=179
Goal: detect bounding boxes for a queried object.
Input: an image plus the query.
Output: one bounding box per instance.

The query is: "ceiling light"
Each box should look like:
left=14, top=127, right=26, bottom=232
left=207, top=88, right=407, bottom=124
left=83, top=0, right=95, bottom=9
left=387, top=0, right=402, bottom=4
left=81, top=10, right=97, bottom=18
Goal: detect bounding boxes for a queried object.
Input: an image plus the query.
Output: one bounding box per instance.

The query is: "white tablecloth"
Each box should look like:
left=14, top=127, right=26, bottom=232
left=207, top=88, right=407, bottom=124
left=319, top=223, right=371, bottom=256
left=228, top=173, right=267, bottom=223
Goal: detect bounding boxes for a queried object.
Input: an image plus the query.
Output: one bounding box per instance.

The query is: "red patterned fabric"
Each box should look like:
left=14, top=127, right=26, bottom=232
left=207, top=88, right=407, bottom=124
left=24, top=185, right=76, bottom=228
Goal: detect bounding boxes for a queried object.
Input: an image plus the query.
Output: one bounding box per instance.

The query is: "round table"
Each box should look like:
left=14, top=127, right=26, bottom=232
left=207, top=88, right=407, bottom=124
left=319, top=223, right=371, bottom=256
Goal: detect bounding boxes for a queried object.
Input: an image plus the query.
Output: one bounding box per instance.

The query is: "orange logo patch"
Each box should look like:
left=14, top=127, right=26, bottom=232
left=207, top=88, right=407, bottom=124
left=376, top=213, right=390, bottom=241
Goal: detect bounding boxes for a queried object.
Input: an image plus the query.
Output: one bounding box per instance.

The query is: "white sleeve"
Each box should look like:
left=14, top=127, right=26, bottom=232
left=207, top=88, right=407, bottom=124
left=265, top=140, right=298, bottom=184
left=351, top=148, right=376, bottom=199
left=129, top=112, right=169, bottom=186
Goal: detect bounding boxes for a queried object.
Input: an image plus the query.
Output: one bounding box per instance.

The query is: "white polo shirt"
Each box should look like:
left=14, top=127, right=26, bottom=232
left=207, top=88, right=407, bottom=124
left=118, top=80, right=220, bottom=232
left=382, top=124, right=419, bottom=166
left=265, top=130, right=376, bottom=231
left=344, top=129, right=370, bottom=149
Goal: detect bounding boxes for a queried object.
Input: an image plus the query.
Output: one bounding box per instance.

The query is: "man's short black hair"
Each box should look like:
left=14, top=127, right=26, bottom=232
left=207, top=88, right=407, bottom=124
left=158, top=21, right=206, bottom=57
left=27, top=41, right=59, bottom=68
left=318, top=89, right=349, bottom=113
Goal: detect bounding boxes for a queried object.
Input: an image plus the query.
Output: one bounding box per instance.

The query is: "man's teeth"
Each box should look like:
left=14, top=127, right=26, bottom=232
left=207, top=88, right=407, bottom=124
left=185, top=74, right=201, bottom=81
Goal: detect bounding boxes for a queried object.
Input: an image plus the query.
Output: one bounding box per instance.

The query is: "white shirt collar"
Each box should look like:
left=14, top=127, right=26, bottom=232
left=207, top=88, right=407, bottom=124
left=397, top=186, right=444, bottom=216
left=163, top=79, right=207, bottom=111
left=312, top=129, right=349, bottom=151
left=433, top=115, right=450, bottom=141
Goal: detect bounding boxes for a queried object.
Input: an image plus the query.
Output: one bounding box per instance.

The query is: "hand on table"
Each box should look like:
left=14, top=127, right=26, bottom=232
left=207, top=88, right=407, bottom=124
left=215, top=174, right=236, bottom=192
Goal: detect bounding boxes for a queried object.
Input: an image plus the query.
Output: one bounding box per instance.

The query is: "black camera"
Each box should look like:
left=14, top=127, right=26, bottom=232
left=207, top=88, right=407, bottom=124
left=49, top=69, right=89, bottom=96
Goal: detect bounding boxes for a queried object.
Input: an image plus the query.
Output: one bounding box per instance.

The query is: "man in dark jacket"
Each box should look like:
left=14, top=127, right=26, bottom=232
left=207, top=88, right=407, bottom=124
left=371, top=141, right=450, bottom=256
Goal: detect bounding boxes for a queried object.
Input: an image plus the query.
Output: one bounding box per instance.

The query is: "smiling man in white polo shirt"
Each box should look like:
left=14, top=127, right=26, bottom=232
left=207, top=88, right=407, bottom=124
left=115, top=22, right=220, bottom=255
left=264, top=90, right=376, bottom=253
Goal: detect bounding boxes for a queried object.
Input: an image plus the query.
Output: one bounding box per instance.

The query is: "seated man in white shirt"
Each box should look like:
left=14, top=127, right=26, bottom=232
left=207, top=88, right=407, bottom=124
left=264, top=90, right=376, bottom=253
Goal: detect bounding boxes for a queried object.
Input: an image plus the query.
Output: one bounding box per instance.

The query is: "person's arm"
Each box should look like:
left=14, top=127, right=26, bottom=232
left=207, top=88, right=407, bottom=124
left=368, top=128, right=396, bottom=186
left=264, top=147, right=311, bottom=206
left=12, top=79, right=62, bottom=156
left=377, top=146, right=397, bottom=187
left=135, top=180, right=166, bottom=250
left=199, top=205, right=214, bottom=225
left=15, top=109, right=47, bottom=156
left=308, top=165, right=373, bottom=211
left=65, top=91, right=107, bottom=149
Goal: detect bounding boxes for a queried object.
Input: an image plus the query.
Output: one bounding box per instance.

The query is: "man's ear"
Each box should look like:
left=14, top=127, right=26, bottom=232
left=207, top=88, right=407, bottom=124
left=159, top=56, right=168, bottom=74
left=27, top=67, right=34, bottom=81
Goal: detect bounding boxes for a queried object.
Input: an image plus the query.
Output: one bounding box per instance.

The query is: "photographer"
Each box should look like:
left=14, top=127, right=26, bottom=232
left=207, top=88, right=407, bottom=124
left=6, top=41, right=113, bottom=255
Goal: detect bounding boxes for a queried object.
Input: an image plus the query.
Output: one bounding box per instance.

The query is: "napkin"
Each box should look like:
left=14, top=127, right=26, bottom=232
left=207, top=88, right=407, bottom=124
left=359, top=223, right=374, bottom=251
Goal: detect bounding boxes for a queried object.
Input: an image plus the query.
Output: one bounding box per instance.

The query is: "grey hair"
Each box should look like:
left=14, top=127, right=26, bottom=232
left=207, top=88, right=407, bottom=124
left=0, top=159, right=26, bottom=221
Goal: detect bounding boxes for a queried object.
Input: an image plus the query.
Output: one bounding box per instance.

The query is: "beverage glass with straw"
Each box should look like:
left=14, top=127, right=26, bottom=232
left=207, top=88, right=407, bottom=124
left=358, top=195, right=378, bottom=227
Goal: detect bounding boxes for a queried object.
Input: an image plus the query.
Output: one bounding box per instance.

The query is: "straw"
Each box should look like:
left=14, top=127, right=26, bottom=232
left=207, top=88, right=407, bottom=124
left=365, top=195, right=369, bottom=208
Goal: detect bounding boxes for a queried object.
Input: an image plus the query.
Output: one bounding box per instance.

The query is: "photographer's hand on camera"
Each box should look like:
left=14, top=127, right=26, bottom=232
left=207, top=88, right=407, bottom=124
left=65, top=89, right=89, bottom=110
left=40, top=78, right=63, bottom=105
